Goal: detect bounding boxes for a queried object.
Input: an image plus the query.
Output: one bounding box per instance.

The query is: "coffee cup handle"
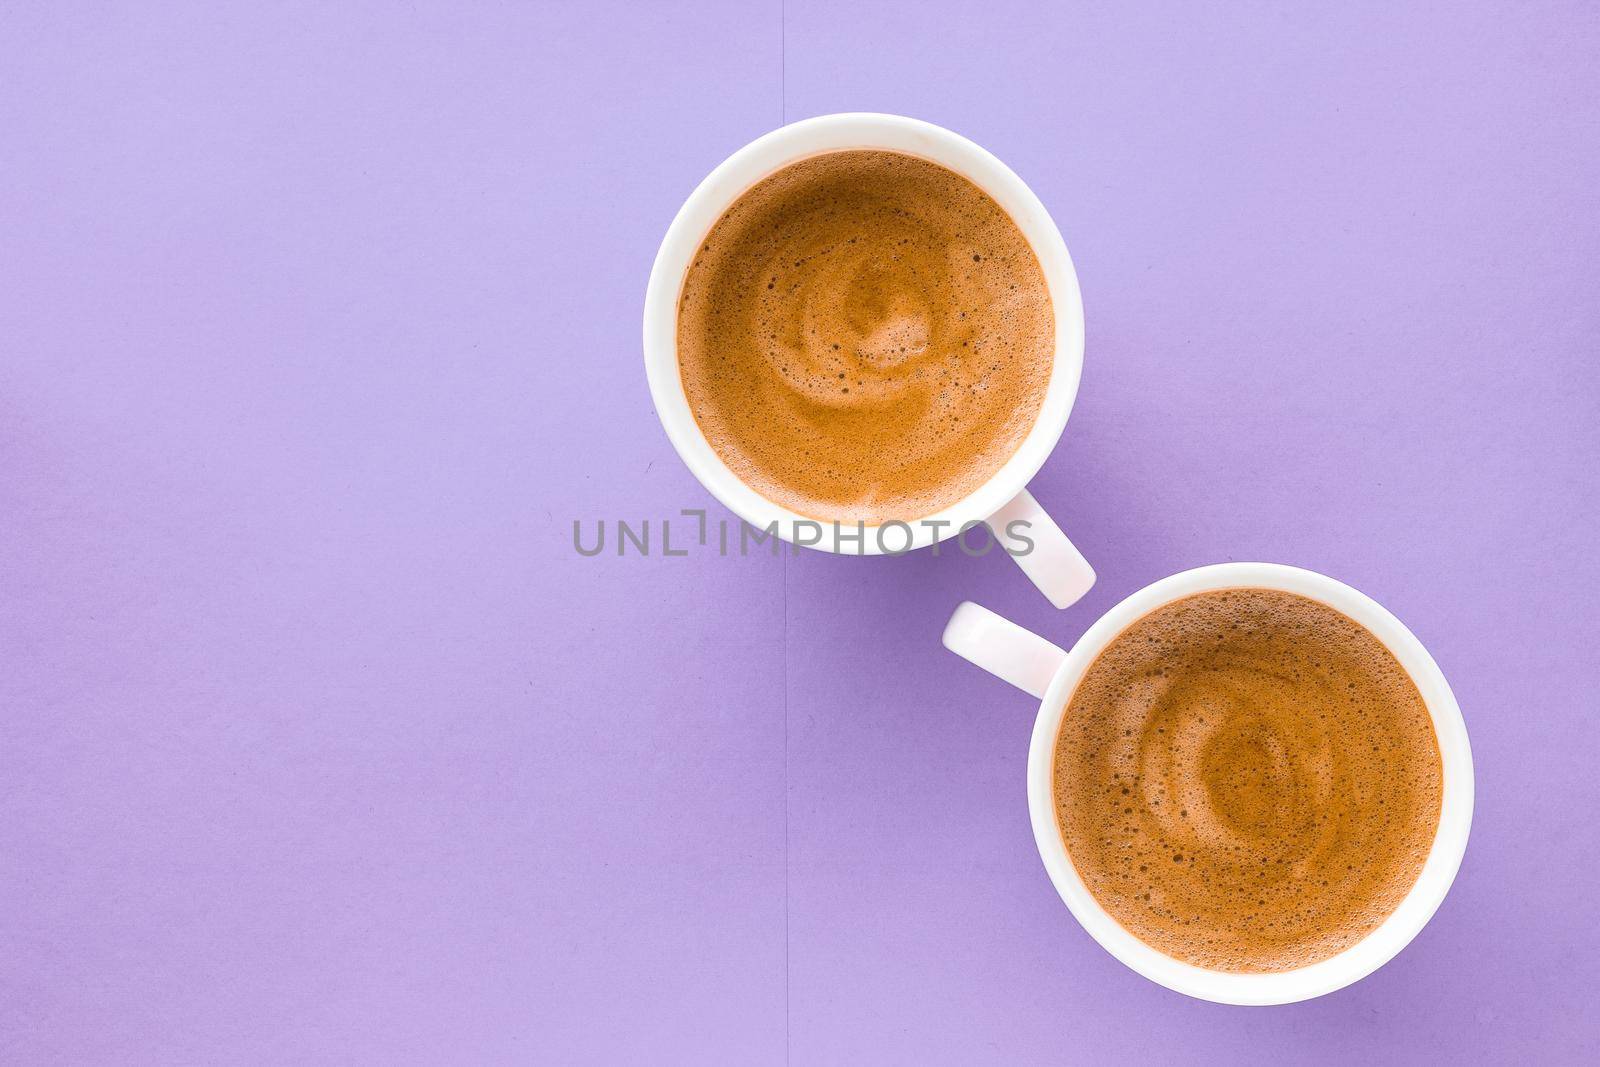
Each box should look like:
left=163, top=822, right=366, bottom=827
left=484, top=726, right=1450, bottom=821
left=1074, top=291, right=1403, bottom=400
left=984, top=488, right=1095, bottom=609
left=941, top=601, right=1067, bottom=700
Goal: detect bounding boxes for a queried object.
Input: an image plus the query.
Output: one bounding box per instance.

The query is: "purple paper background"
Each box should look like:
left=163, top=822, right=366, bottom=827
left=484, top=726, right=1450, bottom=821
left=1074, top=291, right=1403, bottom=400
left=3, top=1, right=1597, bottom=1062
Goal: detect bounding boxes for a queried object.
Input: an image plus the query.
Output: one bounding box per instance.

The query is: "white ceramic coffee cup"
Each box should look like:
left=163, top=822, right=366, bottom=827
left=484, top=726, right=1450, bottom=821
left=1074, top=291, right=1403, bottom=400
left=942, top=562, right=1474, bottom=1004
left=643, top=113, right=1095, bottom=608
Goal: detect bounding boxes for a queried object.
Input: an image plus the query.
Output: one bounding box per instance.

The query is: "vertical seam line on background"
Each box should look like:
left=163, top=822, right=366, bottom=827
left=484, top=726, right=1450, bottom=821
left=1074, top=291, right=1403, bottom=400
left=779, top=8, right=790, bottom=1065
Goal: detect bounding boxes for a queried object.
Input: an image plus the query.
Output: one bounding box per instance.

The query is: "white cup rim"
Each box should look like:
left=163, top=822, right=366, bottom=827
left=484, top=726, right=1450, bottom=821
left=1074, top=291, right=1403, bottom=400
left=1025, top=562, right=1474, bottom=1005
left=641, top=113, right=1085, bottom=554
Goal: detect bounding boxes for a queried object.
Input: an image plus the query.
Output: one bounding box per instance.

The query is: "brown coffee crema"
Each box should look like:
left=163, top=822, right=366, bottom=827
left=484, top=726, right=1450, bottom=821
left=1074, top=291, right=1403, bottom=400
left=1052, top=589, right=1443, bottom=973
left=676, top=150, right=1053, bottom=524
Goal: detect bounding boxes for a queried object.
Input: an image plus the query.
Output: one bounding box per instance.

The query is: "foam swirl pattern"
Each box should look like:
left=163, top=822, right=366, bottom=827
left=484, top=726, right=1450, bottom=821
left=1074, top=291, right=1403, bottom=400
left=1053, top=589, right=1443, bottom=973
left=676, top=150, right=1052, bottom=523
